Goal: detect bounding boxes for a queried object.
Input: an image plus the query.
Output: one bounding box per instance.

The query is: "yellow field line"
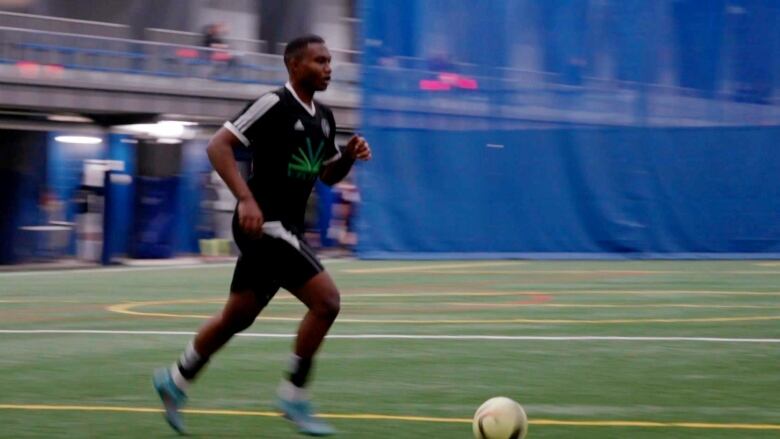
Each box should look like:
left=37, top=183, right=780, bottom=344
left=112, top=313, right=780, bottom=324
left=106, top=304, right=780, bottom=325
left=106, top=298, right=780, bottom=324
left=0, top=404, right=778, bottom=430
left=531, top=419, right=780, bottom=430
left=107, top=300, right=780, bottom=310
left=106, top=291, right=780, bottom=313
left=341, top=262, right=524, bottom=274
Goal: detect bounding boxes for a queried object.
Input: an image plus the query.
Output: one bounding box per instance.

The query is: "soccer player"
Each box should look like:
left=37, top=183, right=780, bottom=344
left=153, top=34, right=372, bottom=436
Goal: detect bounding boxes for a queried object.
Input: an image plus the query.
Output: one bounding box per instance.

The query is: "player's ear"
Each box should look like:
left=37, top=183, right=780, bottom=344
left=286, top=54, right=299, bottom=75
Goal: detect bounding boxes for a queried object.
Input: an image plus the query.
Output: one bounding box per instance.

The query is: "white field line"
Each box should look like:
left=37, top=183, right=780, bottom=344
left=0, top=263, right=235, bottom=277
left=3, top=264, right=780, bottom=278
left=0, top=259, right=347, bottom=277
left=341, top=262, right=525, bottom=274
left=0, top=329, right=779, bottom=343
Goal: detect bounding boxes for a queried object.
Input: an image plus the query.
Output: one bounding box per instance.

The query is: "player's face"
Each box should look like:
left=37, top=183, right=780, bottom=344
left=296, top=43, right=332, bottom=92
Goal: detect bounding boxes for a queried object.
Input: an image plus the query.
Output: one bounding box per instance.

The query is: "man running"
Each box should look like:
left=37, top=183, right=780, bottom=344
left=153, top=34, right=372, bottom=436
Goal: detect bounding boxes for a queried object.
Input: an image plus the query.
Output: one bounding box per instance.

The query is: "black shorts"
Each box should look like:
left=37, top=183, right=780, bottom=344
left=230, top=214, right=324, bottom=304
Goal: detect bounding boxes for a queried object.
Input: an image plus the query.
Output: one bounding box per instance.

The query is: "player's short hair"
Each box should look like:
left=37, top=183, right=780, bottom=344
left=283, top=34, right=326, bottom=70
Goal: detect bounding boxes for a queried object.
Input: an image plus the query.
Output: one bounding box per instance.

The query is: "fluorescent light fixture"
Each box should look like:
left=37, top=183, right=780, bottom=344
left=121, top=121, right=185, bottom=138
left=47, top=114, right=92, bottom=123
left=55, top=135, right=103, bottom=144
left=162, top=120, right=198, bottom=126
left=157, top=138, right=182, bottom=144
left=155, top=121, right=186, bottom=137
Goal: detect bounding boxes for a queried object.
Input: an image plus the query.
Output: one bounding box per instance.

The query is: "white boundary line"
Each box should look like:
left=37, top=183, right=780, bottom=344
left=0, top=264, right=234, bottom=277
left=2, top=265, right=778, bottom=278
left=0, top=259, right=347, bottom=277
left=0, top=329, right=778, bottom=343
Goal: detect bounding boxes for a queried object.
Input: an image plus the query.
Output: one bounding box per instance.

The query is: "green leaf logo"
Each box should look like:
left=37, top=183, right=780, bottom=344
left=288, top=137, right=325, bottom=179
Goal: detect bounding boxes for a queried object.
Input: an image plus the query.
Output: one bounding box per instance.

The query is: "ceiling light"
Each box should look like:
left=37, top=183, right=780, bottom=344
left=54, top=135, right=103, bottom=144
left=120, top=122, right=184, bottom=138
left=47, top=114, right=92, bottom=123
left=161, top=120, right=198, bottom=126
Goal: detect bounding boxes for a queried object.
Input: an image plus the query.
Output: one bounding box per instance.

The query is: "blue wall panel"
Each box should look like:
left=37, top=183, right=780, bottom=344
left=131, top=176, right=179, bottom=259
left=359, top=0, right=780, bottom=258
left=175, top=139, right=212, bottom=254
left=356, top=127, right=780, bottom=258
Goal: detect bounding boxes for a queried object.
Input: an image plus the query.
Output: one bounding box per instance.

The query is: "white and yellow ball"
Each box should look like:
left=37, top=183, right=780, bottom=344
left=472, top=397, right=528, bottom=439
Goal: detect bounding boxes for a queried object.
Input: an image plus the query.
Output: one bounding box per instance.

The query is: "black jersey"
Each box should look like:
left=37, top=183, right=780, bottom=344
left=224, top=83, right=341, bottom=234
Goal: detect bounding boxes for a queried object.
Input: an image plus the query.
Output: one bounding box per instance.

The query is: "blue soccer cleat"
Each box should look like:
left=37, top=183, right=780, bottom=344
left=275, top=394, right=335, bottom=436
left=153, top=368, right=188, bottom=435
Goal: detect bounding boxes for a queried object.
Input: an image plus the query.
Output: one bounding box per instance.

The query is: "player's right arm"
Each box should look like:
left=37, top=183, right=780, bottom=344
left=206, top=127, right=263, bottom=236
left=210, top=92, right=281, bottom=236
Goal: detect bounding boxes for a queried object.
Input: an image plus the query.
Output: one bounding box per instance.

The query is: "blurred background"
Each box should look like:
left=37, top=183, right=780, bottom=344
left=0, top=0, right=778, bottom=266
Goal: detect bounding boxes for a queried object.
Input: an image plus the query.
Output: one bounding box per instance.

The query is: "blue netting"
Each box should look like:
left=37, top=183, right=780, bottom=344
left=357, top=0, right=780, bottom=258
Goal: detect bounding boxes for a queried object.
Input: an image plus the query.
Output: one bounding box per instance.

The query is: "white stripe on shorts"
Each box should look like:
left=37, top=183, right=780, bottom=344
left=261, top=221, right=322, bottom=271
left=262, top=221, right=300, bottom=250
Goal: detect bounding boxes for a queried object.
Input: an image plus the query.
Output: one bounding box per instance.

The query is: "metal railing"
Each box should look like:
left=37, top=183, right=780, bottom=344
left=358, top=55, right=780, bottom=127
left=0, top=20, right=775, bottom=127
left=0, top=26, right=359, bottom=86
left=0, top=11, right=130, bottom=38
left=145, top=28, right=268, bottom=54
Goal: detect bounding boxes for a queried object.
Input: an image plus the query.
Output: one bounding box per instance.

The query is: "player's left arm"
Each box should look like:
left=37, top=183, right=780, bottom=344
left=319, top=133, right=371, bottom=186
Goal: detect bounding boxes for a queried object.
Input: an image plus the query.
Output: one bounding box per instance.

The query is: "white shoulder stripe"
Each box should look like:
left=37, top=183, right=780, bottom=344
left=234, top=93, right=280, bottom=132
left=223, top=121, right=250, bottom=147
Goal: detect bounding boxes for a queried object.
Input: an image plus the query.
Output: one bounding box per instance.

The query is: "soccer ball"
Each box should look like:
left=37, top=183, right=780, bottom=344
left=472, top=397, right=528, bottom=439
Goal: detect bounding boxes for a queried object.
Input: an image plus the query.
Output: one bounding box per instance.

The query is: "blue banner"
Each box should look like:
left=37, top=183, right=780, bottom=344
left=358, top=0, right=780, bottom=258
left=356, top=127, right=780, bottom=258
left=102, top=171, right=134, bottom=264
left=131, top=176, right=179, bottom=259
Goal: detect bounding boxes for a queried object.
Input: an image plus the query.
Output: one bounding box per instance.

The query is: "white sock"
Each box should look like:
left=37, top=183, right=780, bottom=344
left=288, top=354, right=302, bottom=374
left=170, top=364, right=191, bottom=392
left=179, top=341, right=203, bottom=370
left=277, top=379, right=308, bottom=401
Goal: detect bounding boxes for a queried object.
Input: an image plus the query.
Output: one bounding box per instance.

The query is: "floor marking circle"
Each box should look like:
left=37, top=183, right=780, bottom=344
left=106, top=294, right=780, bottom=325
left=3, top=330, right=780, bottom=343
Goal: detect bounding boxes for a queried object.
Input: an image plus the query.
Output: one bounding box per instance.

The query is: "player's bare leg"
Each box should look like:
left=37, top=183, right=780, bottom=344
left=193, top=289, right=268, bottom=356
left=154, top=290, right=266, bottom=434
left=292, top=271, right=341, bottom=359
left=276, top=271, right=340, bottom=436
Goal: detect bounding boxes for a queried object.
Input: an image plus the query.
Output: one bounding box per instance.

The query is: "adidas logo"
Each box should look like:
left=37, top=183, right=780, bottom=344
left=294, top=120, right=304, bottom=131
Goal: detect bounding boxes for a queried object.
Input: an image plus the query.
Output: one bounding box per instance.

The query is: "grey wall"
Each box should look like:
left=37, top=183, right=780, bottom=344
left=29, top=0, right=199, bottom=38
left=5, top=0, right=355, bottom=54
left=259, top=0, right=356, bottom=54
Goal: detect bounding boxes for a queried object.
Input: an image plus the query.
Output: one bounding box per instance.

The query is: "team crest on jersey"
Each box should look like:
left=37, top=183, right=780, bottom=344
left=321, top=118, right=330, bottom=138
